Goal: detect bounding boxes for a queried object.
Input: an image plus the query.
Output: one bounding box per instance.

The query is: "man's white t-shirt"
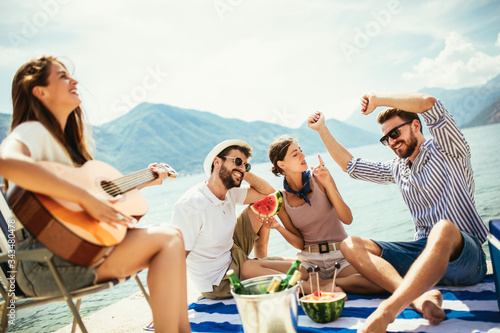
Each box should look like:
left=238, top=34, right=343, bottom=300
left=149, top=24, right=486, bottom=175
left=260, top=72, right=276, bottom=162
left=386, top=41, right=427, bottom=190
left=171, top=181, right=248, bottom=292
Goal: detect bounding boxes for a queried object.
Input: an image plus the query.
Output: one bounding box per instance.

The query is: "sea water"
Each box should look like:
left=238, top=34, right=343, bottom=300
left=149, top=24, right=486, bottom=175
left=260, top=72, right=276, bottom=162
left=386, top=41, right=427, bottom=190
left=10, top=123, right=500, bottom=332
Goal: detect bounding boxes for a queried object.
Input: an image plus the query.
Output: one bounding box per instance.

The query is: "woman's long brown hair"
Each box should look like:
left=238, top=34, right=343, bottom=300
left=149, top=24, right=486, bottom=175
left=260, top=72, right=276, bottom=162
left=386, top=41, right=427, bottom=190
left=11, top=56, right=93, bottom=165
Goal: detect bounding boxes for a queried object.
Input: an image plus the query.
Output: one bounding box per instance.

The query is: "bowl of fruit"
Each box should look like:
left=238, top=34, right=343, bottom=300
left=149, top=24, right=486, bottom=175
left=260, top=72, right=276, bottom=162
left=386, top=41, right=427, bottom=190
left=299, top=291, right=346, bottom=323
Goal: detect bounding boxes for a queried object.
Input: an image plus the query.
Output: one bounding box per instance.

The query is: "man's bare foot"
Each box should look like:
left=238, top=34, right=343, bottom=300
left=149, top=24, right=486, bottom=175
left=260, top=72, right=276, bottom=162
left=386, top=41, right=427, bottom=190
left=358, top=301, right=395, bottom=333
left=411, top=290, right=446, bottom=325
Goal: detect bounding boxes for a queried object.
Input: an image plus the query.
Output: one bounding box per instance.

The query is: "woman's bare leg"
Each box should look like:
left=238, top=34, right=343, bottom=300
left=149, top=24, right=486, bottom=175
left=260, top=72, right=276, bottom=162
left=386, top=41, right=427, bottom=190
left=96, top=225, right=191, bottom=333
left=333, top=265, right=386, bottom=294
left=242, top=259, right=327, bottom=295
left=242, top=257, right=386, bottom=295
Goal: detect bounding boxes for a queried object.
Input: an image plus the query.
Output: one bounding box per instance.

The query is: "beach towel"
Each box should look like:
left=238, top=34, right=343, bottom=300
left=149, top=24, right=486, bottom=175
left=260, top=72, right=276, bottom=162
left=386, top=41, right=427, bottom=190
left=188, top=275, right=500, bottom=332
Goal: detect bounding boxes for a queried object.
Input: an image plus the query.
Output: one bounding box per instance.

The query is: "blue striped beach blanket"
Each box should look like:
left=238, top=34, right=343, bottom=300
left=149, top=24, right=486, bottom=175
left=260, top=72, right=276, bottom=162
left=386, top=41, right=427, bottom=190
left=188, top=275, right=500, bottom=332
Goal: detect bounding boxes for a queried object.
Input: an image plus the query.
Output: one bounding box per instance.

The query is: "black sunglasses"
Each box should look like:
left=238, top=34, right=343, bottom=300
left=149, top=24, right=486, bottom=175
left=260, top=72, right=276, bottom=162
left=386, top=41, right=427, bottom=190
left=224, top=156, right=251, bottom=172
left=379, top=120, right=413, bottom=146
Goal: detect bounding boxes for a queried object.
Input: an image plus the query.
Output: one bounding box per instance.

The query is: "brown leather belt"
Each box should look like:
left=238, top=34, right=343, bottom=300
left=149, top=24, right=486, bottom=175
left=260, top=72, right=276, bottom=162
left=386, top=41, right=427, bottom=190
left=305, top=242, right=342, bottom=253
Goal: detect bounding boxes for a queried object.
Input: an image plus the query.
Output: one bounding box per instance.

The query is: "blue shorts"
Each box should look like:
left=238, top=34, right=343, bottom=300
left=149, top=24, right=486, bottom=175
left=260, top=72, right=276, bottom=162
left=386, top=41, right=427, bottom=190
left=373, top=231, right=487, bottom=286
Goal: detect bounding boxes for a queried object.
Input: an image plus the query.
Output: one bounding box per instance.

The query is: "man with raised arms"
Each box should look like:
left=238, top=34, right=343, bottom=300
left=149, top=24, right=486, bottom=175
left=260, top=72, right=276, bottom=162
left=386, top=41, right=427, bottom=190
left=308, top=93, right=488, bottom=332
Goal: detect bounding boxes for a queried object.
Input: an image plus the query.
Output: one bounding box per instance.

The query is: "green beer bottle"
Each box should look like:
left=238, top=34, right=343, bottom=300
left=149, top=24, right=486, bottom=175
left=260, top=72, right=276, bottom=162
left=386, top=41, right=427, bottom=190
left=266, top=276, right=282, bottom=294
left=286, top=270, right=302, bottom=289
left=226, top=269, right=246, bottom=294
left=279, top=259, right=301, bottom=291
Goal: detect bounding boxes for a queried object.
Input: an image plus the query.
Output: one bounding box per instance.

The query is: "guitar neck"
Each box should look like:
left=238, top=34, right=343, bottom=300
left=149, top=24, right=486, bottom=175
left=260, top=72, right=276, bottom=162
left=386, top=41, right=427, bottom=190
left=101, top=168, right=158, bottom=197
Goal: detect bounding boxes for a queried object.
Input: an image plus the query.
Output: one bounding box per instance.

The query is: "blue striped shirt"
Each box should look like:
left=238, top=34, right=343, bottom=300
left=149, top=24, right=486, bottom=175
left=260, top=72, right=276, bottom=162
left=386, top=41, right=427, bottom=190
left=347, top=100, right=488, bottom=243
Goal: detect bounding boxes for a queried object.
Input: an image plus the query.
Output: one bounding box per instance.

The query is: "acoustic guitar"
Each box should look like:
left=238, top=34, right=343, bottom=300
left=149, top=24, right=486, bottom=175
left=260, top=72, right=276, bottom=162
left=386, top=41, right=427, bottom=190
left=8, top=160, right=177, bottom=267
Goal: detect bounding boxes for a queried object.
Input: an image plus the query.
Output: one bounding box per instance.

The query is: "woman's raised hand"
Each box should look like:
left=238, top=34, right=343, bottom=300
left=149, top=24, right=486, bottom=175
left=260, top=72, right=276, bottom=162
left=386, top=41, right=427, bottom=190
left=311, top=154, right=331, bottom=185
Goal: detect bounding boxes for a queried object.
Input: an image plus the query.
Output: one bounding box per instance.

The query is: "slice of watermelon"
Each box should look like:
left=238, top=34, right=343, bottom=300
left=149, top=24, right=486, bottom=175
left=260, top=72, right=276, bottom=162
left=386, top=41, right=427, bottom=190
left=250, top=191, right=283, bottom=217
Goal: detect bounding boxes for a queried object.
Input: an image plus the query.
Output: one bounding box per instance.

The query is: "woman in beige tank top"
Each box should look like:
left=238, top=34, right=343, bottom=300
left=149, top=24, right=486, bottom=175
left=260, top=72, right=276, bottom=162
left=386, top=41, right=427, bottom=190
left=242, top=136, right=383, bottom=294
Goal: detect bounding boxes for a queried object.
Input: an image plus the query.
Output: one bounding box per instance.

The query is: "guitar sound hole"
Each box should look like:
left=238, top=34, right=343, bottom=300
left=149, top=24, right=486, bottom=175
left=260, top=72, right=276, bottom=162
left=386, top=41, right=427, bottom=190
left=101, top=180, right=122, bottom=197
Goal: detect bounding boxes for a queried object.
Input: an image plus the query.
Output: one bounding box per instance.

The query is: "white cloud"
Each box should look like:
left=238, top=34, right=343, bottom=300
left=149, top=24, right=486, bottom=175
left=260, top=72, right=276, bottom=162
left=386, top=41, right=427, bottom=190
left=1, top=1, right=500, bottom=125
left=496, top=32, right=500, bottom=48
left=402, top=31, right=500, bottom=89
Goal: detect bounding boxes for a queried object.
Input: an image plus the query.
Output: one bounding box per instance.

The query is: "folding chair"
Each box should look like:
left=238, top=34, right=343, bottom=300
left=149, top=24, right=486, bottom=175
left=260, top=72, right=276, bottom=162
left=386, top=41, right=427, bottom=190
left=0, top=187, right=150, bottom=333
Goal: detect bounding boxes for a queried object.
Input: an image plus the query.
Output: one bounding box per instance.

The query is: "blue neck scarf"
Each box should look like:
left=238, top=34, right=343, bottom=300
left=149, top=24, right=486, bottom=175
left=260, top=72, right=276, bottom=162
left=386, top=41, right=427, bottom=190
left=283, top=170, right=312, bottom=205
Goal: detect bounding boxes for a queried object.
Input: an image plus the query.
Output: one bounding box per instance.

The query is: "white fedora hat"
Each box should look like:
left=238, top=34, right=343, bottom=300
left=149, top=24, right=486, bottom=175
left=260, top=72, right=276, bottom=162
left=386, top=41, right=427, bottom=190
left=203, top=139, right=252, bottom=176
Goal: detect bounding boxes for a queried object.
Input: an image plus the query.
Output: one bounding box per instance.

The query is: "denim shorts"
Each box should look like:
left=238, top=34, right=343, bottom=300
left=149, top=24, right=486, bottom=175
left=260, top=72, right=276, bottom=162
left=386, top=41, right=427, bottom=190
left=374, top=231, right=487, bottom=286
left=16, top=229, right=97, bottom=297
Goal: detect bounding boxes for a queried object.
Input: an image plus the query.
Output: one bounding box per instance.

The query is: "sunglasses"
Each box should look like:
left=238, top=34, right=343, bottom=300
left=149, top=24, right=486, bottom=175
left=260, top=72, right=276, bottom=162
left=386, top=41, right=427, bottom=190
left=379, top=120, right=413, bottom=146
left=224, top=156, right=251, bottom=172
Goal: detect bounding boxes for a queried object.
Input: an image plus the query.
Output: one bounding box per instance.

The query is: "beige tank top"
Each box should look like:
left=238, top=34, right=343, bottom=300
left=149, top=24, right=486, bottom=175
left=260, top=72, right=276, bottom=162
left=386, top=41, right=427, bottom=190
left=281, top=175, right=348, bottom=246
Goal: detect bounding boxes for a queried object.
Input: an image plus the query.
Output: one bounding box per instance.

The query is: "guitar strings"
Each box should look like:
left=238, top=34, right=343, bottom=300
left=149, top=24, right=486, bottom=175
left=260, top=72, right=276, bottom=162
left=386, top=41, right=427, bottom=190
left=116, top=170, right=158, bottom=188
left=101, top=169, right=158, bottom=196
left=100, top=164, right=171, bottom=197
left=115, top=164, right=170, bottom=189
left=103, top=171, right=153, bottom=195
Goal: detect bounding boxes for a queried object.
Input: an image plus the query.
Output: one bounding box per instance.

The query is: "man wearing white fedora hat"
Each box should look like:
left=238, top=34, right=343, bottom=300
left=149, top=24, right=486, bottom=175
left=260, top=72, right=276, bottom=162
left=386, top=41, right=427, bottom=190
left=171, top=139, right=277, bottom=299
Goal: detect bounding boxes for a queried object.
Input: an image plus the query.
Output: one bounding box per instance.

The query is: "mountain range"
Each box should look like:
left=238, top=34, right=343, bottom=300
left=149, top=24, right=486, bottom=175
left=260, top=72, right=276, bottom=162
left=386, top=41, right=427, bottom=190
left=93, top=103, right=378, bottom=174
left=0, top=75, right=499, bottom=175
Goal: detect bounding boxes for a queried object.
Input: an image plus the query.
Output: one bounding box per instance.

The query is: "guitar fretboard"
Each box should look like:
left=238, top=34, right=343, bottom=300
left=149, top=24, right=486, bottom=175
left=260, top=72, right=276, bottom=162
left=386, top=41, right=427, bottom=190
left=100, top=168, right=158, bottom=197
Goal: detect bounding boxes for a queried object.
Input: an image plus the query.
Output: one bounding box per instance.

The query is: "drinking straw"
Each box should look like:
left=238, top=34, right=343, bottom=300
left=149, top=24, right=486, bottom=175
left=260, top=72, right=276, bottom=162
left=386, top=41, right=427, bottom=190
left=314, top=265, right=320, bottom=296
left=306, top=267, right=313, bottom=295
left=331, top=262, right=341, bottom=294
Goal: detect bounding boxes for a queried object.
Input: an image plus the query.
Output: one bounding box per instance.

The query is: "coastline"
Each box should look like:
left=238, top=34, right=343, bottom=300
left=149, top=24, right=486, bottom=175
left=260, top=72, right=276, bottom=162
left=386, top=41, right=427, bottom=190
left=54, top=262, right=494, bottom=332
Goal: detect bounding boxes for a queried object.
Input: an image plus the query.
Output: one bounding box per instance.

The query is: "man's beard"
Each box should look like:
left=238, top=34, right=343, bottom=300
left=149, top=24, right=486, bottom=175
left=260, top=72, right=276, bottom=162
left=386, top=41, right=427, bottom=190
left=393, top=131, right=418, bottom=159
left=219, top=165, right=243, bottom=190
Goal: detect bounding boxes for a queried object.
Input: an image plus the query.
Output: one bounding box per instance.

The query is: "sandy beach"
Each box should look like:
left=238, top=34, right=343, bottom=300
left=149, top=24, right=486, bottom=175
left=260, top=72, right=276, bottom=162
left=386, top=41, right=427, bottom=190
left=54, top=276, right=201, bottom=333
left=53, top=262, right=494, bottom=333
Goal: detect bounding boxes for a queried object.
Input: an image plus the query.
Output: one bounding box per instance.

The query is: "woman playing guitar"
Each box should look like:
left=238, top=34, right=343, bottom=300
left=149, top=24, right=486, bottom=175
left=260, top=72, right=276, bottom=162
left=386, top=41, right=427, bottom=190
left=0, top=56, right=191, bottom=333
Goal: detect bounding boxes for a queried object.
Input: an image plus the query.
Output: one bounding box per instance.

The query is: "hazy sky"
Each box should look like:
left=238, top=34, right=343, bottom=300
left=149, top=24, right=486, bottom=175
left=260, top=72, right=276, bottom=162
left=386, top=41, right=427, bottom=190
left=1, top=0, right=500, bottom=127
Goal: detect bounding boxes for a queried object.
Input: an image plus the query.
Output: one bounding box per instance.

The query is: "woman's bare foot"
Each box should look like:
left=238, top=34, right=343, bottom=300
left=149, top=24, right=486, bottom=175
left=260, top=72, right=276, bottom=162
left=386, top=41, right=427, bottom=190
left=411, top=289, right=446, bottom=325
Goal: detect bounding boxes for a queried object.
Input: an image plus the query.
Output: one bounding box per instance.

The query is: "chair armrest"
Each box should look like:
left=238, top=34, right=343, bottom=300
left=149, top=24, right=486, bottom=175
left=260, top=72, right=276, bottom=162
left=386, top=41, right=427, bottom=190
left=489, top=234, right=500, bottom=251
left=0, top=247, right=54, bottom=263
left=489, top=219, right=500, bottom=251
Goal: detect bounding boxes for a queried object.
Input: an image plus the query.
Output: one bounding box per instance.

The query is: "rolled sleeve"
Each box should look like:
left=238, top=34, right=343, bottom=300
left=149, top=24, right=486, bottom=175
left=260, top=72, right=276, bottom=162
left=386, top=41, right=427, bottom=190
left=232, top=185, right=249, bottom=205
left=422, top=100, right=470, bottom=159
left=347, top=157, right=396, bottom=184
left=421, top=99, right=446, bottom=126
